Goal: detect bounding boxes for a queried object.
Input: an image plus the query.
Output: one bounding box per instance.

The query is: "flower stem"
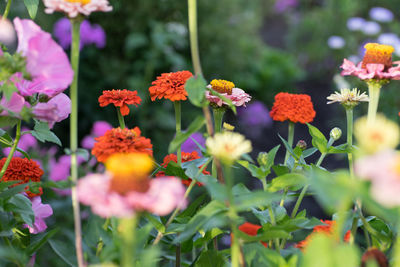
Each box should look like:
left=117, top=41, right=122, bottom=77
left=267, top=206, right=280, bottom=252
left=188, top=0, right=202, bottom=76
left=174, top=101, right=182, bottom=166
left=284, top=122, right=295, bottom=165
left=120, top=214, right=138, bottom=267
left=0, top=120, right=21, bottom=180
left=367, top=81, right=382, bottom=124
left=345, top=108, right=354, bottom=177
left=69, top=18, right=85, bottom=267
left=392, top=211, right=400, bottom=266
left=2, top=0, right=13, bottom=20
left=117, top=107, right=126, bottom=129
left=212, top=108, right=225, bottom=180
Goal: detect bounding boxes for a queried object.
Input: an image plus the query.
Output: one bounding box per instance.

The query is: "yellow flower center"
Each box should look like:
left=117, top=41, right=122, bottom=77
left=65, top=0, right=91, bottom=5
left=362, top=43, right=394, bottom=69
left=105, top=153, right=154, bottom=177
left=210, top=79, right=235, bottom=95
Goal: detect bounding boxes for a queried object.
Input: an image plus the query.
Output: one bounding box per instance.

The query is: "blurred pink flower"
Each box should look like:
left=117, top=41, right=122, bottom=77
left=341, top=58, right=400, bottom=80
left=81, top=121, right=112, bottom=149
left=33, top=93, right=71, bottom=127
left=77, top=173, right=187, bottom=218
left=205, top=86, right=251, bottom=107
left=0, top=92, right=25, bottom=116
left=43, top=0, right=112, bottom=18
left=24, top=196, right=53, bottom=234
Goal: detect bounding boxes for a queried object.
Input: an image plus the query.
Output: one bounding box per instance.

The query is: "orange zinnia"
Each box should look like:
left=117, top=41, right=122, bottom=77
left=98, top=89, right=142, bottom=116
left=0, top=157, right=44, bottom=198
left=295, top=220, right=351, bottom=250
left=92, top=127, right=153, bottom=163
left=238, top=222, right=268, bottom=247
left=270, top=92, right=316, bottom=124
left=149, top=71, right=193, bottom=101
left=156, top=151, right=208, bottom=186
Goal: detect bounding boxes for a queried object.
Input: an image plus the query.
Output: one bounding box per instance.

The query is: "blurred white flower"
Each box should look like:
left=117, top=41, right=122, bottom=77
left=370, top=7, right=394, bottom=22
left=327, top=36, right=345, bottom=49
left=347, top=17, right=366, bottom=31
left=362, top=21, right=381, bottom=35
left=0, top=17, right=16, bottom=46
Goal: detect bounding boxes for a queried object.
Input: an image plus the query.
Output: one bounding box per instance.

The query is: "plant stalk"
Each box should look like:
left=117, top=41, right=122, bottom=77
left=367, top=82, right=381, bottom=124
left=174, top=101, right=182, bottom=166
left=0, top=120, right=21, bottom=180
left=117, top=107, right=126, bottom=129
left=120, top=215, right=138, bottom=267
left=284, top=122, right=295, bottom=165
left=2, top=0, right=13, bottom=20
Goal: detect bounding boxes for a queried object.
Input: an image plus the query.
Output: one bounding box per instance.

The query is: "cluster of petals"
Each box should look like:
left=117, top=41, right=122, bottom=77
left=205, top=87, right=251, bottom=107
left=92, top=127, right=153, bottom=163
left=270, top=92, right=316, bottom=124
left=237, top=222, right=267, bottom=247
left=98, top=89, right=142, bottom=116
left=156, top=151, right=209, bottom=186
left=77, top=173, right=187, bottom=218
left=43, top=0, right=112, bottom=18
left=149, top=71, right=193, bottom=101
left=0, top=157, right=44, bottom=198
left=23, top=196, right=53, bottom=234
left=340, top=58, right=400, bottom=80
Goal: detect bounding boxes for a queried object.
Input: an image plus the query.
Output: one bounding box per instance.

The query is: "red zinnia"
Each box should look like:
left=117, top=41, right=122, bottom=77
left=92, top=127, right=153, bottom=163
left=295, top=220, right=351, bottom=250
left=98, top=89, right=142, bottom=116
left=149, top=71, right=193, bottom=101
left=156, top=151, right=208, bottom=186
left=238, top=222, right=268, bottom=247
left=270, top=92, right=316, bottom=124
left=0, top=157, right=44, bottom=198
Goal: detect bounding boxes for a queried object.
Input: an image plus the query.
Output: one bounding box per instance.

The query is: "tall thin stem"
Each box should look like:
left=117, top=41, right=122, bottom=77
left=284, top=122, right=295, bottom=165
left=117, top=108, right=126, bottom=129
left=345, top=108, right=354, bottom=177
left=367, top=82, right=381, bottom=124
left=120, top=215, right=138, bottom=267
left=212, top=108, right=225, bottom=180
left=188, top=0, right=202, bottom=76
left=394, top=219, right=400, bottom=267
left=0, top=120, right=21, bottom=180
left=174, top=101, right=182, bottom=165
left=69, top=18, right=85, bottom=267
left=2, top=0, right=13, bottom=20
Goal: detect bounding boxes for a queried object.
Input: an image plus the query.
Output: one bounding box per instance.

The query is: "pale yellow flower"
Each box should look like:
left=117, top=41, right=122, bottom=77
left=354, top=114, right=400, bottom=154
left=327, top=88, right=369, bottom=107
left=206, top=132, right=252, bottom=163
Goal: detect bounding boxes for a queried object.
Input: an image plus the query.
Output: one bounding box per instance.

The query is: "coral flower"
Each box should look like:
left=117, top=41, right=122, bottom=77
left=270, top=92, right=316, bottom=124
left=237, top=222, right=267, bottom=247
left=92, top=127, right=153, bottom=163
left=295, top=220, right=351, bottom=249
left=98, top=89, right=142, bottom=116
left=149, top=71, right=193, bottom=101
left=0, top=157, right=44, bottom=198
left=205, top=79, right=251, bottom=107
left=341, top=43, right=400, bottom=80
left=43, top=0, right=113, bottom=18
left=156, top=151, right=209, bottom=186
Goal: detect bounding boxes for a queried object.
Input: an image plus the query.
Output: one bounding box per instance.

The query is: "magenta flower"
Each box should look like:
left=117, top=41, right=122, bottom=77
left=0, top=92, right=25, bottom=117
left=24, top=196, right=53, bottom=234
left=181, top=132, right=205, bottom=155
left=43, top=0, right=112, bottom=18
left=206, top=80, right=251, bottom=107
left=32, top=93, right=71, bottom=127
left=81, top=121, right=112, bottom=149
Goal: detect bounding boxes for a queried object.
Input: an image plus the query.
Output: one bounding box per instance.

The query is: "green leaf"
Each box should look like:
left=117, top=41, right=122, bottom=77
left=185, top=75, right=207, bottom=107
left=27, top=228, right=59, bottom=255
left=238, top=160, right=267, bottom=180
left=235, top=191, right=281, bottom=211
left=278, top=134, right=296, bottom=159
left=23, top=0, right=39, bottom=19
left=16, top=147, right=31, bottom=159
left=207, top=88, right=237, bottom=114
left=144, top=214, right=165, bottom=234
left=0, top=180, right=21, bottom=191
left=195, top=250, right=227, bottom=267
left=268, top=173, right=307, bottom=192
left=303, top=147, right=318, bottom=158
left=307, top=123, right=328, bottom=153
left=238, top=228, right=291, bottom=242
left=48, top=239, right=77, bottom=267
left=0, top=183, right=29, bottom=199
left=168, top=116, right=205, bottom=153
left=165, top=161, right=189, bottom=180
left=31, top=120, right=62, bottom=146
left=0, top=116, right=18, bottom=128
left=252, top=205, right=287, bottom=224
left=327, top=144, right=354, bottom=154
left=5, top=194, right=34, bottom=226
left=272, top=165, right=290, bottom=176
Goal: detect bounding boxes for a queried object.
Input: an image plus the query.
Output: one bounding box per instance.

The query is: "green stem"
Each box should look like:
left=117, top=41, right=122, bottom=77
left=188, top=0, right=203, bottom=76
left=279, top=189, right=288, bottom=207
left=284, top=122, right=295, bottom=165
left=359, top=211, right=372, bottom=248
left=261, top=178, right=267, bottom=191
left=174, top=101, right=182, bottom=166
left=334, top=198, right=351, bottom=243
left=316, top=152, right=327, bottom=167
left=345, top=108, right=354, bottom=178
left=120, top=215, right=139, bottom=267
left=117, top=108, right=126, bottom=129
left=69, top=18, right=85, bottom=267
left=367, top=81, right=382, bottom=124
left=268, top=206, right=280, bottom=252
left=212, top=108, right=225, bottom=179
left=393, top=211, right=400, bottom=266
left=0, top=120, right=21, bottom=180
left=2, top=0, right=13, bottom=20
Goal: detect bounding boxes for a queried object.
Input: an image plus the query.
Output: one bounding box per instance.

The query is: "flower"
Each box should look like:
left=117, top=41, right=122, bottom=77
left=149, top=71, right=193, bottom=101
left=98, top=89, right=142, bottom=116
left=92, top=127, right=153, bottom=163
left=377, top=33, right=400, bottom=48
left=295, top=220, right=351, bottom=249
left=326, top=88, right=369, bottom=107
left=238, top=222, right=267, bottom=247
left=205, top=79, right=251, bottom=107
left=341, top=43, right=400, bottom=81
left=0, top=157, right=43, bottom=198
left=81, top=121, right=113, bottom=149
left=32, top=93, right=71, bottom=127
left=53, top=18, right=106, bottom=50
left=156, top=151, right=209, bottom=186
left=3, top=128, right=37, bottom=157
left=370, top=7, right=394, bottom=23
left=270, top=92, right=316, bottom=124
left=181, top=132, right=205, bottom=155
left=206, top=131, right=252, bottom=163
left=362, top=21, right=381, bottom=35
left=77, top=153, right=187, bottom=218
left=0, top=17, right=16, bottom=46
left=274, top=0, right=298, bottom=13
left=347, top=17, right=366, bottom=31
left=49, top=155, right=85, bottom=195
left=354, top=114, right=399, bottom=154
left=237, top=101, right=272, bottom=127
left=24, top=196, right=53, bottom=234
left=327, top=36, right=346, bottom=49
left=0, top=92, right=25, bottom=117
left=43, top=0, right=113, bottom=18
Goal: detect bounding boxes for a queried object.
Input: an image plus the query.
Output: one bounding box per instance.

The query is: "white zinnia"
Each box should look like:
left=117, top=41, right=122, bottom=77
left=327, top=88, right=369, bottom=107
left=206, top=132, right=252, bottom=163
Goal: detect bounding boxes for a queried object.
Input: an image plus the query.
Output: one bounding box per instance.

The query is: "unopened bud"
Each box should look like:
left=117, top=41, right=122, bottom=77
left=257, top=152, right=268, bottom=167
left=330, top=127, right=342, bottom=141
left=296, top=140, right=307, bottom=150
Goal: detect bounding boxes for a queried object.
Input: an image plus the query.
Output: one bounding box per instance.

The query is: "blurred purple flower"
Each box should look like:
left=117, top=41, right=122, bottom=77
left=181, top=132, right=205, bottom=155
left=370, top=7, right=394, bottom=23
left=362, top=21, right=381, bottom=35
left=3, top=128, right=37, bottom=157
left=378, top=33, right=400, bottom=47
left=53, top=18, right=106, bottom=50
left=238, top=101, right=272, bottom=138
left=81, top=121, right=112, bottom=149
left=0, top=92, right=25, bottom=117
left=24, top=196, right=53, bottom=234
left=347, top=17, right=366, bottom=31
left=274, top=0, right=298, bottom=13
left=327, top=36, right=345, bottom=49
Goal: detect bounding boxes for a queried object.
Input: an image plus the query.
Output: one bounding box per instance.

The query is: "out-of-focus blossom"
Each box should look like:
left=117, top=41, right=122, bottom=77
left=327, top=36, right=345, bottom=49
left=3, top=128, right=37, bottom=157
left=205, top=79, right=251, bottom=107
left=53, top=18, right=106, bottom=50
left=49, top=155, right=85, bottom=195
left=24, top=196, right=53, bottom=234
left=347, top=17, right=366, bottom=31
left=0, top=17, right=16, bottom=46
left=43, top=0, right=112, bottom=18
left=238, top=101, right=272, bottom=138
left=274, top=0, right=298, bottom=13
left=361, top=248, right=389, bottom=267
left=0, top=92, right=25, bottom=117
left=362, top=21, right=381, bottom=35
left=32, top=93, right=71, bottom=127
left=370, top=7, right=394, bottom=23
left=377, top=33, right=400, bottom=47
left=181, top=132, right=205, bottom=155
left=81, top=120, right=113, bottom=149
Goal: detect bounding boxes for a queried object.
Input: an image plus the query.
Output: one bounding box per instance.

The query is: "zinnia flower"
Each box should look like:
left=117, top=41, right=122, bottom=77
left=0, top=157, right=43, bottom=198
left=77, top=153, right=187, bottom=218
left=23, top=196, right=53, bottom=234
left=326, top=88, right=369, bottom=107
left=237, top=222, right=267, bottom=247
left=43, top=0, right=113, bottom=18
left=205, top=79, right=251, bottom=107
left=295, top=220, right=351, bottom=249
left=270, top=92, right=316, bottom=124
left=156, top=151, right=209, bottom=186
left=149, top=71, right=193, bottom=101
left=92, top=127, right=153, bottom=163
left=206, top=131, right=252, bottom=164
left=341, top=43, right=400, bottom=81
left=98, top=89, right=142, bottom=116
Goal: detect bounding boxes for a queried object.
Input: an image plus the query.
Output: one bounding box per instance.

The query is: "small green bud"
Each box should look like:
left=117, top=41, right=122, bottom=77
left=257, top=152, right=268, bottom=167
left=296, top=140, right=307, bottom=150
left=330, top=127, right=342, bottom=141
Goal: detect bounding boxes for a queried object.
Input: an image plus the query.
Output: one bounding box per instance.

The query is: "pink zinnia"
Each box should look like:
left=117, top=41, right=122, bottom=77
left=205, top=79, right=251, bottom=107
left=43, top=0, right=113, bottom=18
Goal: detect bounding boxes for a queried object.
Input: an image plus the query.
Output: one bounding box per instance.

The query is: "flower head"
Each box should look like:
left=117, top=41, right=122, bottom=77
left=98, top=89, right=141, bottom=116
left=270, top=92, right=316, bottom=124
left=149, top=71, right=193, bottom=102
left=206, top=132, right=252, bottom=164
left=205, top=79, right=251, bottom=107
left=32, top=93, right=71, bottom=127
left=24, top=196, right=53, bottom=234
left=238, top=222, right=267, bottom=247
left=43, top=0, right=112, bottom=18
left=326, top=88, right=369, bottom=108
left=354, top=114, right=399, bottom=154
left=370, top=7, right=394, bottom=23
left=0, top=157, right=43, bottom=198
left=92, top=127, right=153, bottom=163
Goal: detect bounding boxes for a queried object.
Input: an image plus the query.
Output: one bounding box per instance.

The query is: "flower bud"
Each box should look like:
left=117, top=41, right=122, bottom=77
left=330, top=127, right=342, bottom=141
left=257, top=152, right=268, bottom=167
left=296, top=140, right=307, bottom=150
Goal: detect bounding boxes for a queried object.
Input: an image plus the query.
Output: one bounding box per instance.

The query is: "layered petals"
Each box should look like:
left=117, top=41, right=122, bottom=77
left=43, top=0, right=113, bottom=18
left=205, top=87, right=251, bottom=107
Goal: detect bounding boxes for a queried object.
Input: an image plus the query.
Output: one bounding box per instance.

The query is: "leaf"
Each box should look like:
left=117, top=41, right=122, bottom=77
left=27, top=228, right=59, bottom=254
left=268, top=173, right=307, bottom=192
left=238, top=160, right=267, bottom=180
left=207, top=88, right=237, bottom=114
left=327, top=144, right=354, bottom=154
left=307, top=123, right=328, bottom=153
left=5, top=194, right=34, bottom=226
left=185, top=75, right=207, bottom=107
left=195, top=250, right=226, bottom=267
left=31, top=120, right=61, bottom=146
left=278, top=134, right=296, bottom=159
left=235, top=191, right=281, bottom=211
left=16, top=147, right=31, bottom=160
left=168, top=116, right=205, bottom=153
left=144, top=214, right=165, bottom=234
left=23, top=0, right=39, bottom=19
left=272, top=165, right=290, bottom=176
left=48, top=239, right=77, bottom=267
left=165, top=161, right=189, bottom=180
left=238, top=228, right=291, bottom=242
left=303, top=147, right=318, bottom=158
left=252, top=205, right=287, bottom=224
left=0, top=183, right=29, bottom=199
